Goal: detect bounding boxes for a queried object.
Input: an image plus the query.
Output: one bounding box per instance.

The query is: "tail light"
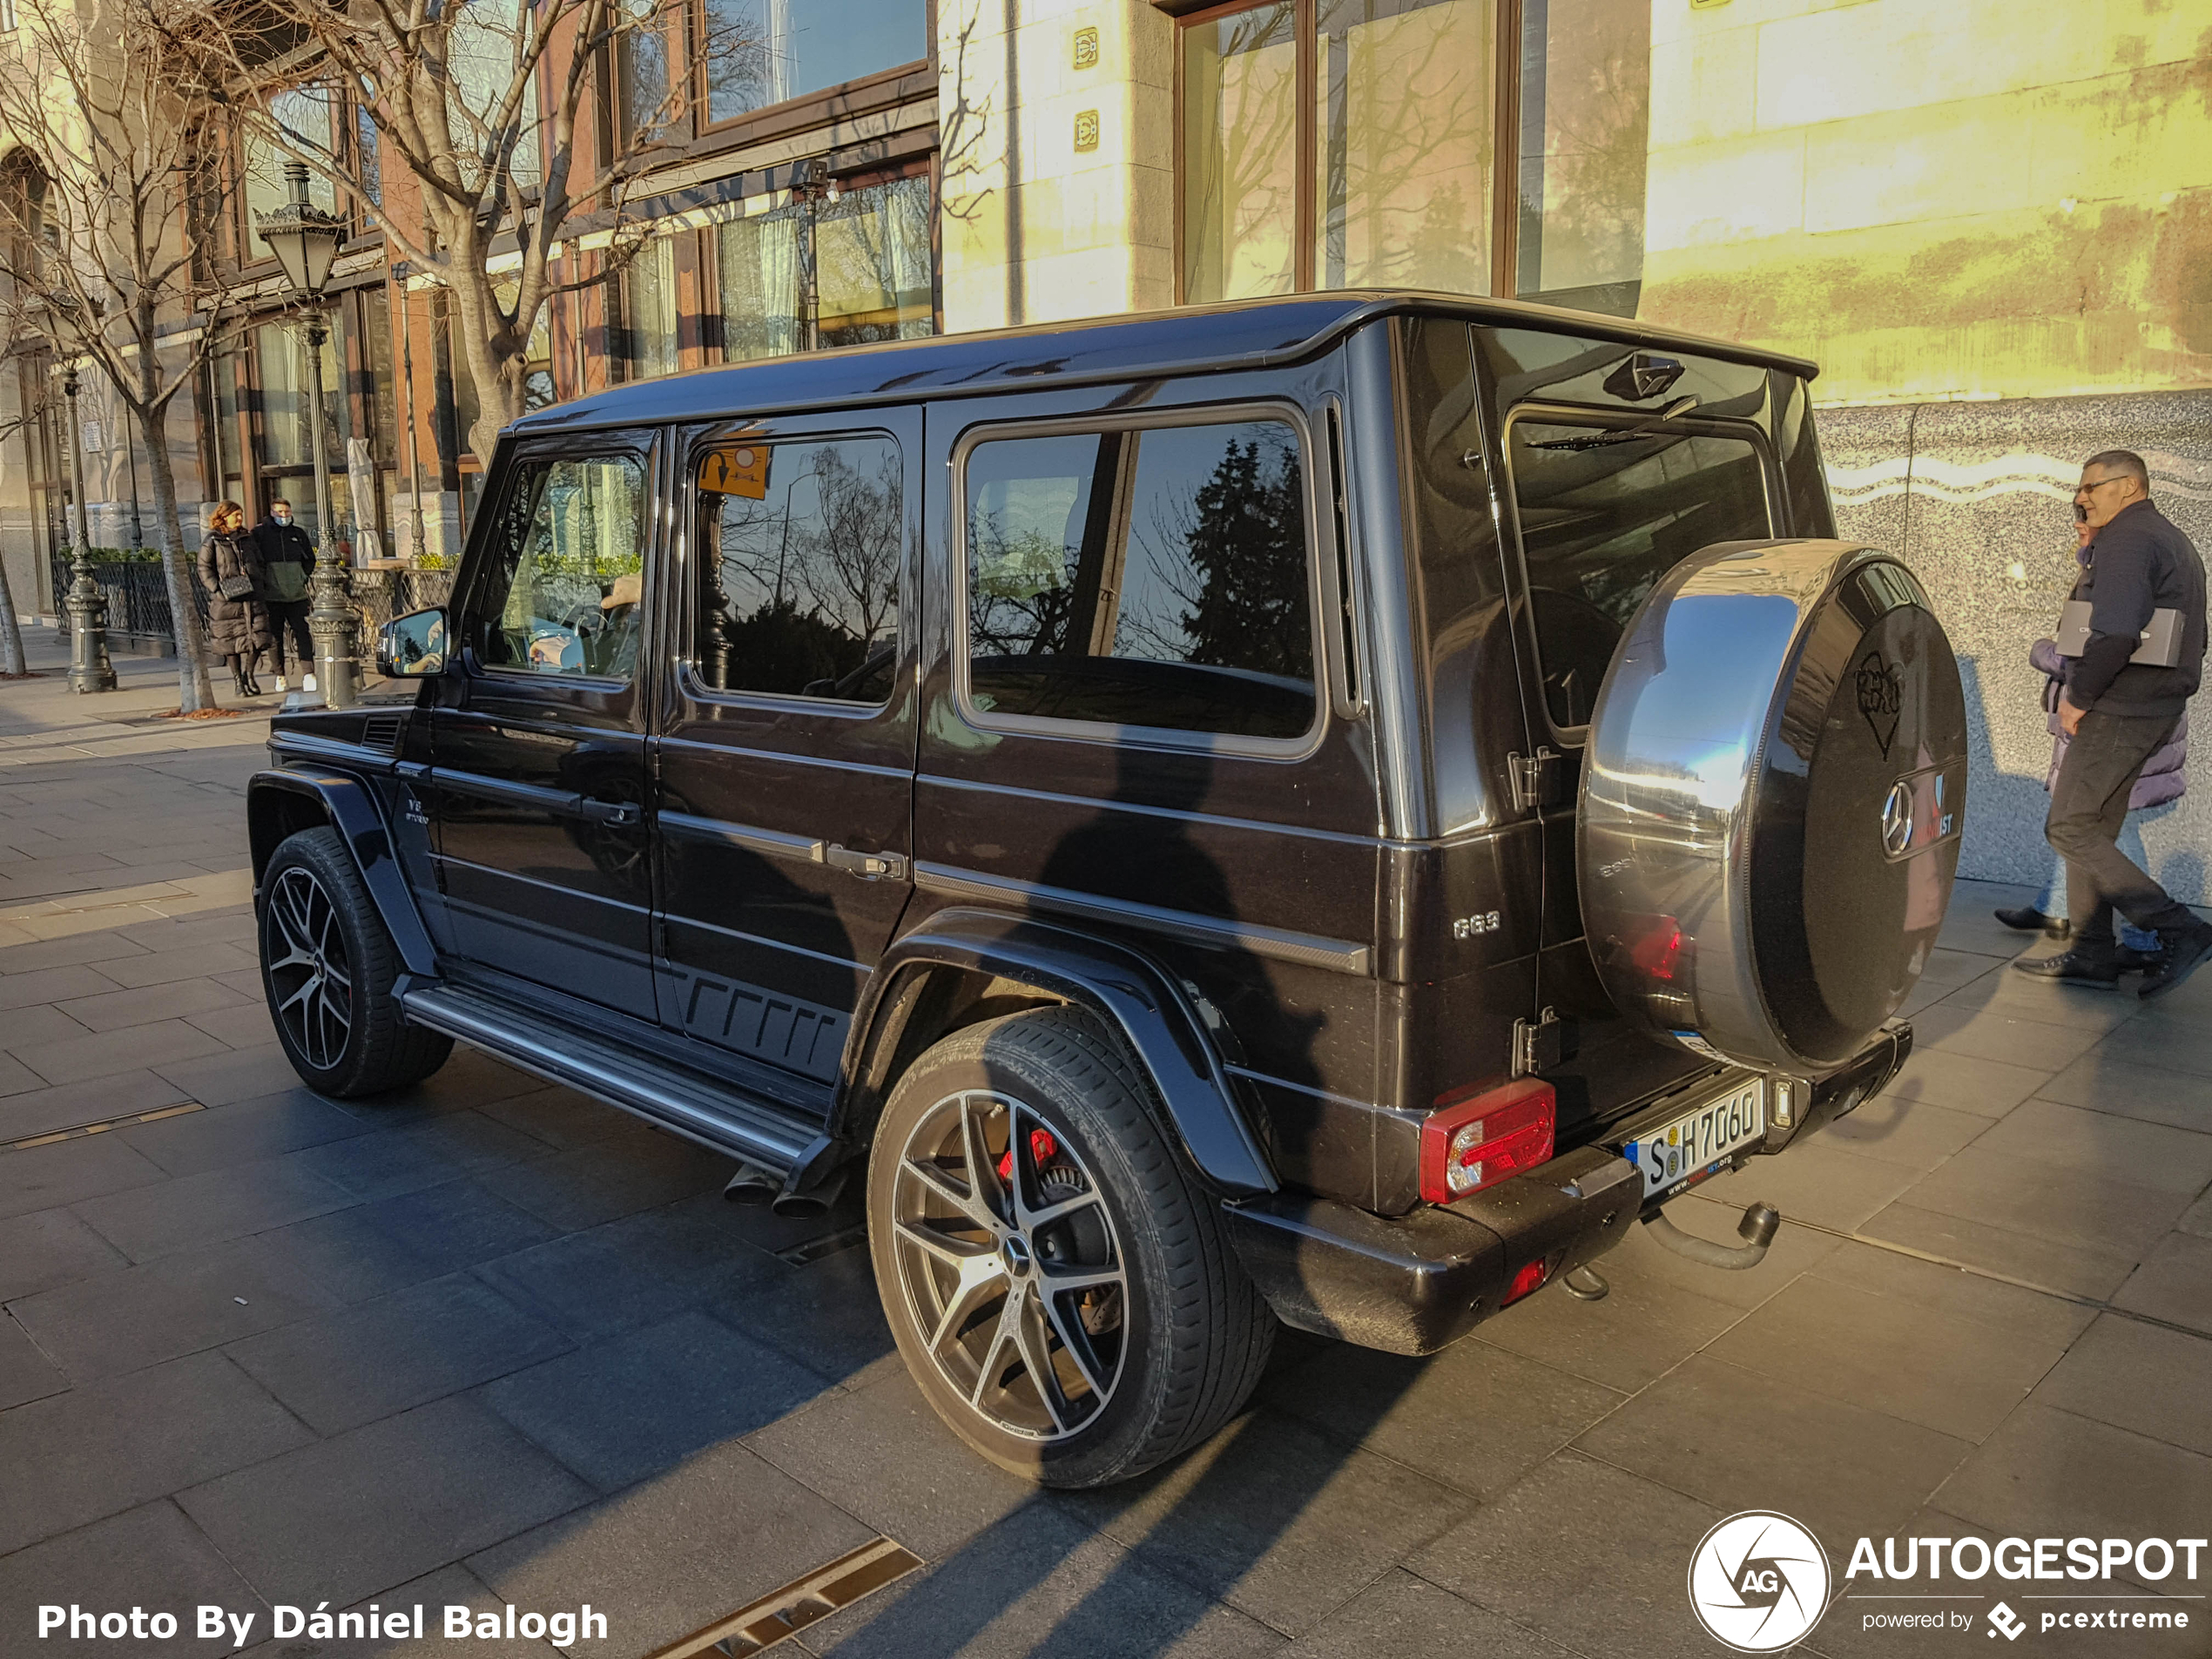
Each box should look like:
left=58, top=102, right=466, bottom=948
left=1420, top=1078, right=1556, bottom=1204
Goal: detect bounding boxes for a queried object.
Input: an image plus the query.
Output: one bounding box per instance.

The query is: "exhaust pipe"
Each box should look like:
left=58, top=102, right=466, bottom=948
left=1642, top=1201, right=1780, bottom=1271
left=724, top=1161, right=781, bottom=1206
left=772, top=1166, right=849, bottom=1220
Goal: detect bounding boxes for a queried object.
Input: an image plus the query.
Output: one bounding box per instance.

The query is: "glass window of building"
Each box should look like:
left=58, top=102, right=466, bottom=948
left=243, top=88, right=337, bottom=234
left=717, top=172, right=933, bottom=361
left=815, top=176, right=933, bottom=347
left=718, top=206, right=803, bottom=363
left=254, top=318, right=351, bottom=541
left=447, top=2, right=541, bottom=186
left=698, top=0, right=927, bottom=126
left=619, top=0, right=675, bottom=140
left=1182, top=0, right=1496, bottom=302
left=963, top=419, right=1316, bottom=741
left=624, top=237, right=680, bottom=381
left=1514, top=0, right=1649, bottom=316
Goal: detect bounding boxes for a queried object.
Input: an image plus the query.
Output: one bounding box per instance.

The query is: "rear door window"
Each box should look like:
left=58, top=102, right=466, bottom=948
left=1506, top=416, right=1773, bottom=732
left=960, top=415, right=1318, bottom=745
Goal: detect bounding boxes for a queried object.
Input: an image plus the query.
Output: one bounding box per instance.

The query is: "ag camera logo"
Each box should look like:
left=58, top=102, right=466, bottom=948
left=1689, top=1511, right=1831, bottom=1652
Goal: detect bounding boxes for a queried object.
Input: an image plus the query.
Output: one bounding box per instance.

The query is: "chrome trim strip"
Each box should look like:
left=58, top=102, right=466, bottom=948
left=661, top=907, right=872, bottom=973
left=399, top=985, right=815, bottom=1169
left=431, top=858, right=656, bottom=919
left=657, top=808, right=826, bottom=866
left=915, top=863, right=1373, bottom=976
left=658, top=732, right=913, bottom=780
left=435, top=771, right=578, bottom=813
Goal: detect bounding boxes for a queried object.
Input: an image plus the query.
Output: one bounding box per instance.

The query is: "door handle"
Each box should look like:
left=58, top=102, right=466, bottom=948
left=822, top=843, right=908, bottom=882
left=580, top=797, right=642, bottom=829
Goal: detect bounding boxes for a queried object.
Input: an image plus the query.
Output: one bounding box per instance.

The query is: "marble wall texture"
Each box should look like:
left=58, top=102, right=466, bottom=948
left=1821, top=390, right=2212, bottom=907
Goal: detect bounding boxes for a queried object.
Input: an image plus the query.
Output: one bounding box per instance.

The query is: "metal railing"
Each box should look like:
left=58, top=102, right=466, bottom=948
left=47, top=553, right=212, bottom=643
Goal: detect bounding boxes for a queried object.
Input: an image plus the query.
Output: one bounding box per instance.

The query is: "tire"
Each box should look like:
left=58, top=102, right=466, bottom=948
left=260, top=826, right=453, bottom=1097
left=867, top=1007, right=1274, bottom=1488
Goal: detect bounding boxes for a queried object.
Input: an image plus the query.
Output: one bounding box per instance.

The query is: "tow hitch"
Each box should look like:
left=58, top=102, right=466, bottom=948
left=1642, top=1200, right=1782, bottom=1271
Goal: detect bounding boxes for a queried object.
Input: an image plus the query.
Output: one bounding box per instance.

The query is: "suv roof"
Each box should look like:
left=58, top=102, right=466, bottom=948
left=509, top=290, right=1823, bottom=438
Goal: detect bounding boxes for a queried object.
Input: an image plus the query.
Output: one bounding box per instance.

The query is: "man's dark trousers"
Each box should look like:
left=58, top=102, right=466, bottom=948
left=2048, top=708, right=2193, bottom=942
left=266, top=600, right=312, bottom=677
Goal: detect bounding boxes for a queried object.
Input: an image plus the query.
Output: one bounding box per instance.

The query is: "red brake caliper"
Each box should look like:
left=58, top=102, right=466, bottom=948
left=997, top=1127, right=1060, bottom=1185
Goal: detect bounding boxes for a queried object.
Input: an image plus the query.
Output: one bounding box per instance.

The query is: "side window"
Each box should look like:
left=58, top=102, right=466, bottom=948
left=1507, top=420, right=1772, bottom=731
left=470, top=452, right=648, bottom=680
left=693, top=435, right=902, bottom=704
left=963, top=417, right=1316, bottom=742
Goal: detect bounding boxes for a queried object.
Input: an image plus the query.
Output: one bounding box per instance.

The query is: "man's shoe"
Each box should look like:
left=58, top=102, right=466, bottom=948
left=273, top=675, right=290, bottom=692
left=1995, top=906, right=2070, bottom=938
left=2140, top=921, right=2212, bottom=1001
left=2013, top=948, right=2121, bottom=988
left=2114, top=944, right=2166, bottom=974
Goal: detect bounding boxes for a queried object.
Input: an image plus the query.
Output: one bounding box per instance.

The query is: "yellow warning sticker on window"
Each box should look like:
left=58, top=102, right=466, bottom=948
left=700, top=445, right=770, bottom=500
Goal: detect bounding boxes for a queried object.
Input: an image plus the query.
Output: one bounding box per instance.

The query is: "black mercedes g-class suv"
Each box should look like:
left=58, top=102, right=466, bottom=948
left=247, top=293, right=1966, bottom=1487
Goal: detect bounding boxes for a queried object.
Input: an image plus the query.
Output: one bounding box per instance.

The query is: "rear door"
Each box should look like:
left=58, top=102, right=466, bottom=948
left=649, top=411, right=921, bottom=1082
left=1478, top=329, right=1791, bottom=1122
left=424, top=435, right=658, bottom=1020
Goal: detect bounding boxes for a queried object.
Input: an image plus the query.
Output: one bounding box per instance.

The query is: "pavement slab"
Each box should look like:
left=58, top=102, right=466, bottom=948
left=0, top=1501, right=272, bottom=1659
left=2034, top=1312, right=2212, bottom=1458
left=179, top=1394, right=596, bottom=1610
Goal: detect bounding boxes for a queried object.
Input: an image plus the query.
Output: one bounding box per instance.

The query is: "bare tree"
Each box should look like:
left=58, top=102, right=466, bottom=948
left=0, top=0, right=251, bottom=711
left=226, top=0, right=749, bottom=463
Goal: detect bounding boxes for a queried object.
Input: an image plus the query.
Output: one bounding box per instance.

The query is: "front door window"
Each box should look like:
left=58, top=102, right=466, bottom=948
left=468, top=452, right=648, bottom=680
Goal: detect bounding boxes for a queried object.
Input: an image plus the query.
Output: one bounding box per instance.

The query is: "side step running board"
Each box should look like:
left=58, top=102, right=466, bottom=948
left=399, top=981, right=822, bottom=1176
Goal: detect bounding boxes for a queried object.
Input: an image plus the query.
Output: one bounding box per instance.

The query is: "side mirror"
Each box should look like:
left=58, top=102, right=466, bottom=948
left=377, top=607, right=448, bottom=678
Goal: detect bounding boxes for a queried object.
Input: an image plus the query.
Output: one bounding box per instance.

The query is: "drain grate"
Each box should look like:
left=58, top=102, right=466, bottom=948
left=775, top=1222, right=869, bottom=1267
left=3, top=1101, right=204, bottom=1154
left=645, top=1537, right=922, bottom=1659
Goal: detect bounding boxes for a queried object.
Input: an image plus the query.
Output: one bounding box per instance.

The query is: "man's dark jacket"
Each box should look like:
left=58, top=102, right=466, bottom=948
left=2068, top=499, right=2208, bottom=718
left=253, top=518, right=314, bottom=604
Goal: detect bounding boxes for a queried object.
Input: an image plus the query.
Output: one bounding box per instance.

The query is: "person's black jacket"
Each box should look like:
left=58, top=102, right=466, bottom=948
left=253, top=517, right=314, bottom=576
left=2069, top=499, right=2208, bottom=718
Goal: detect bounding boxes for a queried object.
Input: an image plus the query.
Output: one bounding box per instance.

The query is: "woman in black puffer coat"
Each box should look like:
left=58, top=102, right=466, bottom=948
left=198, top=501, right=272, bottom=698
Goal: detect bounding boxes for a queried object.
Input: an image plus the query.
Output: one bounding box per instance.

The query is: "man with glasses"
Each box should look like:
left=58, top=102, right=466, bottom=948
left=2019, top=451, right=2211, bottom=997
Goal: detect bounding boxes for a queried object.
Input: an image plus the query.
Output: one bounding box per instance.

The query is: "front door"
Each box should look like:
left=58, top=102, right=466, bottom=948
left=427, top=435, right=659, bottom=1021
left=651, top=410, right=921, bottom=1082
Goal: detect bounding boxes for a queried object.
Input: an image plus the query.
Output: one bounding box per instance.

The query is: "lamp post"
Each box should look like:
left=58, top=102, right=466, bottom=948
left=257, top=161, right=355, bottom=707
left=59, top=364, right=116, bottom=693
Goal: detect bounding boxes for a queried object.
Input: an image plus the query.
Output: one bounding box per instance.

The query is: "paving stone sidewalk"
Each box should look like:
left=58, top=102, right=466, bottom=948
left=3, top=629, right=2211, bottom=1659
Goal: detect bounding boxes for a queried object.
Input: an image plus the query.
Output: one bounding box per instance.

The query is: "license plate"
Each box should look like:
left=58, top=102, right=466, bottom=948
left=1622, top=1079, right=1766, bottom=1198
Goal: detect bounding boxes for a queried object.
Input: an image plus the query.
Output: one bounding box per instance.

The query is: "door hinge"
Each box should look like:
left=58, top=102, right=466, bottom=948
left=1513, top=1007, right=1568, bottom=1078
left=1507, top=746, right=1563, bottom=813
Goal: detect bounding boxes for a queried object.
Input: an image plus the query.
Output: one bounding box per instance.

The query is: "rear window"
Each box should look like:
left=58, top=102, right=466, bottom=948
left=1506, top=418, right=1773, bottom=730
left=960, top=416, right=1317, bottom=743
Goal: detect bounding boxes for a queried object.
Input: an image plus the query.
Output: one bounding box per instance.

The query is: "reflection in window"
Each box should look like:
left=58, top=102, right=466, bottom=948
left=699, top=0, right=927, bottom=125
left=695, top=436, right=901, bottom=702
left=1514, top=0, right=1649, bottom=316
left=1180, top=2, right=1297, bottom=302
left=474, top=454, right=647, bottom=679
left=1182, top=0, right=1495, bottom=301
left=717, top=176, right=934, bottom=361
left=815, top=177, right=934, bottom=347
left=1315, top=0, right=1494, bottom=291
left=244, top=88, right=336, bottom=231
left=1507, top=421, right=1769, bottom=728
left=618, top=0, right=674, bottom=140
left=447, top=3, right=542, bottom=187
left=965, top=421, right=1315, bottom=740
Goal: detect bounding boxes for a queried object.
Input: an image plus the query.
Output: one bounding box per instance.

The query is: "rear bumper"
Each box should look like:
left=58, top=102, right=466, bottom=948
left=1223, top=1022, right=1912, bottom=1356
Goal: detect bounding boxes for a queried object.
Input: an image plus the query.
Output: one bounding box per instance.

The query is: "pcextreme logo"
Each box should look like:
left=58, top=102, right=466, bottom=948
left=1688, top=1511, right=1831, bottom=1652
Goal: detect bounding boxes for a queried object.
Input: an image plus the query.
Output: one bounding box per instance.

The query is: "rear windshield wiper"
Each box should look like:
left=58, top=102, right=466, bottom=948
left=1529, top=395, right=1703, bottom=450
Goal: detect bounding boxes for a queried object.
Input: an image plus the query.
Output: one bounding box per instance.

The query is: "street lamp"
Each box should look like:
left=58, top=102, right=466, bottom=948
left=258, top=160, right=356, bottom=707
left=59, top=363, right=116, bottom=693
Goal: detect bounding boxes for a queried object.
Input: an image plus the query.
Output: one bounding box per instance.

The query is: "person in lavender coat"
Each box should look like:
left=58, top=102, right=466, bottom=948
left=1996, top=523, right=2188, bottom=970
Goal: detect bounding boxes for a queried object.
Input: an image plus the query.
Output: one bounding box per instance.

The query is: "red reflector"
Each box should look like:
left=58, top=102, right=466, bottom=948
left=1420, top=1078, right=1556, bottom=1204
left=1630, top=920, right=1683, bottom=981
left=1502, top=1258, right=1549, bottom=1305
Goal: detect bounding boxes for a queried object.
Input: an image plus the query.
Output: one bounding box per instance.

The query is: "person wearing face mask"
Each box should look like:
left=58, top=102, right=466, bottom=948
left=2017, top=451, right=2212, bottom=998
left=253, top=498, right=315, bottom=691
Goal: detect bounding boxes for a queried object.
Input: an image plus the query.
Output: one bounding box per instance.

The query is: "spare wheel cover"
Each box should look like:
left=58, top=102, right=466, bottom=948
left=1578, top=539, right=1966, bottom=1072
